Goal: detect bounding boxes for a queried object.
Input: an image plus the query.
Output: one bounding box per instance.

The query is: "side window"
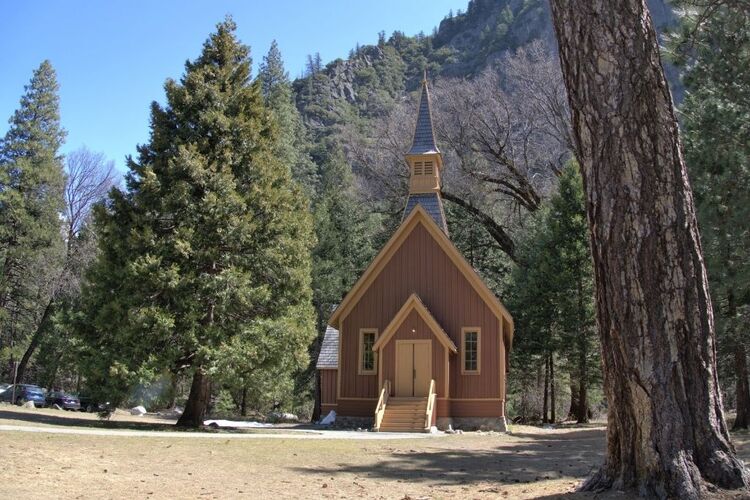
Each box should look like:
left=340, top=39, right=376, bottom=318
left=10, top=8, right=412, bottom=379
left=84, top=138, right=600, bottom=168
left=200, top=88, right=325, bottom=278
left=359, top=329, right=378, bottom=375
left=461, top=328, right=481, bottom=374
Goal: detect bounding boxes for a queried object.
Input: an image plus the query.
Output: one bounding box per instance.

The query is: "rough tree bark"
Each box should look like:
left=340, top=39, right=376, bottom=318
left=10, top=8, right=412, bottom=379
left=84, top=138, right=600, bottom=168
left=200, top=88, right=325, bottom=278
left=550, top=352, right=556, bottom=423
left=734, top=343, right=750, bottom=430
left=176, top=369, right=210, bottom=428
left=543, top=355, right=550, bottom=423
left=549, top=0, right=750, bottom=496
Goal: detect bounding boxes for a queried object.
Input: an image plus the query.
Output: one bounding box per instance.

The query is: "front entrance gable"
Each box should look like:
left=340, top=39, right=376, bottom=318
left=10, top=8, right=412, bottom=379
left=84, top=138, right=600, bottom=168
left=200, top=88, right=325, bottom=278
left=373, top=293, right=457, bottom=354
left=374, top=294, right=454, bottom=399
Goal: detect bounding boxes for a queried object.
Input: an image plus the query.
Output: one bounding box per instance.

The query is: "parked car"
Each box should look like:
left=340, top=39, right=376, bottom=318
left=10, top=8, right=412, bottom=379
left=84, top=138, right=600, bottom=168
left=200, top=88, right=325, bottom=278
left=0, top=384, right=46, bottom=407
left=45, top=391, right=81, bottom=411
left=78, top=394, right=113, bottom=413
left=0, top=383, right=10, bottom=394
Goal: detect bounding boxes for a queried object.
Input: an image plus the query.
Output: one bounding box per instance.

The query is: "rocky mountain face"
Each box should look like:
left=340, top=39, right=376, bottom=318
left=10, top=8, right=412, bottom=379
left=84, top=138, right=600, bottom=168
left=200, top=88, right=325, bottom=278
left=293, top=0, right=679, bottom=129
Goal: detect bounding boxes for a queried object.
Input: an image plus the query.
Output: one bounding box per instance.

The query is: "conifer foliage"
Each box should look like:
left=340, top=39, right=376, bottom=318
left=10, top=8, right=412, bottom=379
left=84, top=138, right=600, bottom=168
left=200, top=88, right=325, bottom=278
left=0, top=60, right=66, bottom=380
left=79, top=19, right=316, bottom=427
left=508, top=163, right=598, bottom=423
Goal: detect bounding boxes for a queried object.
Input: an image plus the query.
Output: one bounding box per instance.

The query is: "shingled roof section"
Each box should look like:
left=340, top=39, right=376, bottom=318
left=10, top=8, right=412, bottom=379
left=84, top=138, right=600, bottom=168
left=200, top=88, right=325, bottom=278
left=407, top=78, right=440, bottom=155
left=316, top=325, right=339, bottom=369
left=403, top=192, right=449, bottom=235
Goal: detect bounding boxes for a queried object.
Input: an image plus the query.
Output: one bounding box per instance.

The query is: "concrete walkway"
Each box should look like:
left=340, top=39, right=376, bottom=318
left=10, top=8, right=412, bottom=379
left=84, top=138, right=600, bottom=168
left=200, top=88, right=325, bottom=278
left=0, top=423, right=442, bottom=440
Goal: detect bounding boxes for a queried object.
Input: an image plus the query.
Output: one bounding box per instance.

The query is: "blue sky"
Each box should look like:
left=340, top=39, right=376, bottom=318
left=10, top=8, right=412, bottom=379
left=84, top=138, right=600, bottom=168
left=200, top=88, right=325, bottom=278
left=0, top=0, right=467, bottom=172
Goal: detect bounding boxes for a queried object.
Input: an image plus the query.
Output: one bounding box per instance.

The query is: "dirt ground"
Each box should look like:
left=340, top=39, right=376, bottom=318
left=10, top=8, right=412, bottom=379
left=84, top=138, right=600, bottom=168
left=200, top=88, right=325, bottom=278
left=1, top=405, right=748, bottom=499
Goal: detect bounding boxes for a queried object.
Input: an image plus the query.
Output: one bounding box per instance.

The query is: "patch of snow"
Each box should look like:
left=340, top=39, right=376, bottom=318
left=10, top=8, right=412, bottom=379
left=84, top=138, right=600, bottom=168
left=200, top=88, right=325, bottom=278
left=268, top=412, right=298, bottom=423
left=319, top=410, right=336, bottom=425
left=203, top=419, right=273, bottom=429
left=130, top=405, right=147, bottom=416
left=22, top=401, right=35, bottom=409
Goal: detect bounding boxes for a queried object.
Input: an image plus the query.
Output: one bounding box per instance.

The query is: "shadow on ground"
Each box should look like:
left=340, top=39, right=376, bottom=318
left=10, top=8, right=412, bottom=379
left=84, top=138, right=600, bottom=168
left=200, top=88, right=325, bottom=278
left=0, top=408, right=178, bottom=431
left=294, top=427, right=605, bottom=487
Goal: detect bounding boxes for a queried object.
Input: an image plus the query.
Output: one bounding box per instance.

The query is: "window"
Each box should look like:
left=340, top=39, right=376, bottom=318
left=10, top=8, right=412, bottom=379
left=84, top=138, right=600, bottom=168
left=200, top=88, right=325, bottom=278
left=359, top=329, right=378, bottom=375
left=461, top=328, right=481, bottom=374
left=424, top=161, right=434, bottom=175
left=414, top=162, right=423, bottom=176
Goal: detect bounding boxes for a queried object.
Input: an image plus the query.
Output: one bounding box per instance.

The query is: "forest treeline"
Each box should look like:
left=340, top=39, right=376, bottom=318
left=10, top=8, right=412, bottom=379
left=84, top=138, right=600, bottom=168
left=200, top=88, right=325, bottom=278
left=0, top=0, right=747, bottom=428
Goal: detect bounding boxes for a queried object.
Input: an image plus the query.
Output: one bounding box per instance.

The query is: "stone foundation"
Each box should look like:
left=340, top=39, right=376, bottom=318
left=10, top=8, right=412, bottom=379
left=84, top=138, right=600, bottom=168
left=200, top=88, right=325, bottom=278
left=331, top=416, right=373, bottom=430
left=436, top=416, right=508, bottom=432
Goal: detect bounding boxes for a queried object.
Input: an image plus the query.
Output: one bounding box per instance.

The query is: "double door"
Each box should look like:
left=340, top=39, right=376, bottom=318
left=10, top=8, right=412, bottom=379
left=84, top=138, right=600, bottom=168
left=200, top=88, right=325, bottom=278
left=395, top=341, right=431, bottom=397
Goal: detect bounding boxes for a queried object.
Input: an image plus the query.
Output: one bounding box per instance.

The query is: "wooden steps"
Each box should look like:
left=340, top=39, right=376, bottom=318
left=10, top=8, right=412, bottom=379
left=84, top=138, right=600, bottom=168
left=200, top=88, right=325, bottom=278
left=378, top=397, right=428, bottom=432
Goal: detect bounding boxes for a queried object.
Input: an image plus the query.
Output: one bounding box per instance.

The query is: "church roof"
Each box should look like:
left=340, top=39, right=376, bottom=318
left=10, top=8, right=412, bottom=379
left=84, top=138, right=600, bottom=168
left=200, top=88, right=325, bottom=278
left=407, top=77, right=440, bottom=155
left=403, top=192, right=448, bottom=234
left=316, top=325, right=339, bottom=369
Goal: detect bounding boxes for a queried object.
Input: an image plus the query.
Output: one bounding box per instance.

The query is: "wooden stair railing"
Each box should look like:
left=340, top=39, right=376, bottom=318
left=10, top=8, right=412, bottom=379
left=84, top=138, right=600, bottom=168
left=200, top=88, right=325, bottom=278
left=374, top=380, right=390, bottom=431
left=424, top=379, right=436, bottom=431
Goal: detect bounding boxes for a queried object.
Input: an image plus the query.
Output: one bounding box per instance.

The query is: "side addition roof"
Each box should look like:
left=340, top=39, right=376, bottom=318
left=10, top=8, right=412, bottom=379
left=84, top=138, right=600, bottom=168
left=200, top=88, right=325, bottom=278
left=316, top=325, right=339, bottom=369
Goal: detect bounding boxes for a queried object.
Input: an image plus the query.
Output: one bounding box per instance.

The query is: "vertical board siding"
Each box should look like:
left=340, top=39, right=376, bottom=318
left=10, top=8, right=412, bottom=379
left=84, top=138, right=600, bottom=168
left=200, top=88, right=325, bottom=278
left=340, top=223, right=504, bottom=403
left=380, top=309, right=446, bottom=398
left=320, top=370, right=337, bottom=405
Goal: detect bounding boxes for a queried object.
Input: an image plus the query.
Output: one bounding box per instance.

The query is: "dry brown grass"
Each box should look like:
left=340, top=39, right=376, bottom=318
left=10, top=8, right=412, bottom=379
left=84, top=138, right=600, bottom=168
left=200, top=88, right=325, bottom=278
left=1, top=406, right=748, bottom=499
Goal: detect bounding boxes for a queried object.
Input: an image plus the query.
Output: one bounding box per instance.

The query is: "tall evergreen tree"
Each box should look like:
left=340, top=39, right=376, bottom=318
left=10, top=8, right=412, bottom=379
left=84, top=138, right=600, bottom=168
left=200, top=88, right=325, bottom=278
left=79, top=19, right=316, bottom=427
left=672, top=2, right=750, bottom=429
left=307, top=144, right=379, bottom=419
left=258, top=41, right=318, bottom=195
left=0, top=60, right=66, bottom=380
left=508, top=163, right=597, bottom=424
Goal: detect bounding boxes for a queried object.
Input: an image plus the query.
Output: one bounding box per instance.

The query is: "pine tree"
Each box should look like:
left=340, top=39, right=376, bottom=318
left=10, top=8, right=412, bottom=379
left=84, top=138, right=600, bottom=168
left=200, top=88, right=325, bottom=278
left=0, top=60, right=66, bottom=380
left=546, top=164, right=597, bottom=423
left=550, top=0, right=749, bottom=494
left=79, top=19, right=316, bottom=427
left=672, top=1, right=750, bottom=429
left=308, top=143, right=379, bottom=418
left=258, top=41, right=318, bottom=195
left=508, top=163, right=598, bottom=424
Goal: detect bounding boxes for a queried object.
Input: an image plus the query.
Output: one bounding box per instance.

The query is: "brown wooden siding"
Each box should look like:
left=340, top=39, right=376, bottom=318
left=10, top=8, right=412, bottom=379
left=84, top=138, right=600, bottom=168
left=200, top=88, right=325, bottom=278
left=337, top=399, right=378, bottom=417
left=437, top=399, right=504, bottom=418
left=340, top=222, right=503, bottom=401
left=321, top=403, right=337, bottom=415
left=319, top=369, right=337, bottom=405
left=380, top=309, right=446, bottom=398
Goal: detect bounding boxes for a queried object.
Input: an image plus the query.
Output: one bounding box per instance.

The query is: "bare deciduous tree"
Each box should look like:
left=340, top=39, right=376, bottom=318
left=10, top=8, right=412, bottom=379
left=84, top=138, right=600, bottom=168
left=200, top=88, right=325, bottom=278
left=346, top=41, right=571, bottom=261
left=15, top=147, right=116, bottom=383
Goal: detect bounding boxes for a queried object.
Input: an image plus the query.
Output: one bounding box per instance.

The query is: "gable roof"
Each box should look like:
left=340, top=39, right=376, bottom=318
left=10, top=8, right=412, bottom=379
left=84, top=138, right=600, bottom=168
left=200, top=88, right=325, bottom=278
left=403, top=192, right=448, bottom=234
left=328, top=205, right=513, bottom=340
left=316, top=325, right=339, bottom=369
left=372, top=293, right=457, bottom=353
left=407, top=78, right=440, bottom=155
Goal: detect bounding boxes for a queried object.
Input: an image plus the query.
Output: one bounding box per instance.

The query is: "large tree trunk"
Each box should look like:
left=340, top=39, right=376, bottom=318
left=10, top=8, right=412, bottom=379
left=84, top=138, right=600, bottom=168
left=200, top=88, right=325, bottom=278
left=15, top=300, right=54, bottom=383
left=549, top=0, right=749, bottom=496
left=176, top=369, right=210, bottom=428
left=569, top=381, right=580, bottom=421
left=542, top=355, right=550, bottom=423
left=734, top=343, right=750, bottom=430
left=550, top=352, right=556, bottom=424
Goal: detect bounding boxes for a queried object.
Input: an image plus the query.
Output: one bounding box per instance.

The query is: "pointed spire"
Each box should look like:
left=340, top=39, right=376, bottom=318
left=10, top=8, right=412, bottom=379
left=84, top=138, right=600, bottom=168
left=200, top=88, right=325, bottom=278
left=408, top=72, right=440, bottom=155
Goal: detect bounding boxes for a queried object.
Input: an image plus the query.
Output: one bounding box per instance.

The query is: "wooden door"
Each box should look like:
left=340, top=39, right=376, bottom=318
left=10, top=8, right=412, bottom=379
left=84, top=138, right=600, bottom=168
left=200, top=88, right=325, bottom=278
left=413, top=342, right=431, bottom=397
left=395, top=341, right=432, bottom=397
